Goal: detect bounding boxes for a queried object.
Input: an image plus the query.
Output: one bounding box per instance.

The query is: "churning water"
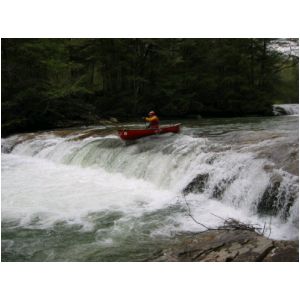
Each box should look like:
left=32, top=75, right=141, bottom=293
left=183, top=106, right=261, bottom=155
left=1, top=109, right=299, bottom=261
left=273, top=103, right=299, bottom=116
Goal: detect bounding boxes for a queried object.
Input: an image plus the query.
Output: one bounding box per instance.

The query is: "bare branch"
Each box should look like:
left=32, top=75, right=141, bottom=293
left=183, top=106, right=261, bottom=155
left=182, top=195, right=211, bottom=230
left=179, top=195, right=266, bottom=235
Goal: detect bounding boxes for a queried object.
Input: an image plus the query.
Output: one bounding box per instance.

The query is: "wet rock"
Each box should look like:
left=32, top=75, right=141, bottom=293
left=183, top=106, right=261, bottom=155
left=1, top=143, right=14, bottom=154
left=153, top=229, right=298, bottom=262
left=205, top=155, right=217, bottom=165
left=212, top=176, right=237, bottom=199
left=258, top=179, right=281, bottom=216
left=182, top=174, right=209, bottom=195
left=263, top=164, right=274, bottom=173
left=258, top=173, right=297, bottom=220
left=257, top=142, right=299, bottom=176
left=212, top=180, right=227, bottom=199
left=264, top=240, right=299, bottom=262
left=69, top=128, right=117, bottom=141
left=1, top=133, right=37, bottom=153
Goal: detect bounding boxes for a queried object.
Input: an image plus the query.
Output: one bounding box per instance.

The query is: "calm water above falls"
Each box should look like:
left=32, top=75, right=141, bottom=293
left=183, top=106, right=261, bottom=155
left=1, top=111, right=299, bottom=261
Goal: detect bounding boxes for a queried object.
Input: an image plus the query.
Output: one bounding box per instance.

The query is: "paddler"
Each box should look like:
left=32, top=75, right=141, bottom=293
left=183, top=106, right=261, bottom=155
left=144, top=111, right=159, bottom=129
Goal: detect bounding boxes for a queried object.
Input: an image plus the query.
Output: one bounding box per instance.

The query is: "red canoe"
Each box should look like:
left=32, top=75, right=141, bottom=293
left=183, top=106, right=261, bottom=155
left=118, top=123, right=181, bottom=140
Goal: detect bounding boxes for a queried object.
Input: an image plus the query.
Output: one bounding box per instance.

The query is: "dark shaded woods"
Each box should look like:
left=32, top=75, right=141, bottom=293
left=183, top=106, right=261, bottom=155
left=2, top=38, right=298, bottom=136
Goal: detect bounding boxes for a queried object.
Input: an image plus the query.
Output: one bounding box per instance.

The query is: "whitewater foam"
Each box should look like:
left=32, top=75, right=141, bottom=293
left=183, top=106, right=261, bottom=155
left=273, top=103, right=299, bottom=116
left=2, top=122, right=298, bottom=242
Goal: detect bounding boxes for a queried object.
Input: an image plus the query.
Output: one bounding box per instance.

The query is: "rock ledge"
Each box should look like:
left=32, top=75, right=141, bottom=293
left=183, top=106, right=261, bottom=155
left=152, top=229, right=298, bottom=262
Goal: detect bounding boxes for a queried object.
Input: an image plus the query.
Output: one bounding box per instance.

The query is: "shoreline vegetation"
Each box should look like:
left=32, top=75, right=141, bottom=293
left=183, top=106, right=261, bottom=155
left=2, top=38, right=299, bottom=137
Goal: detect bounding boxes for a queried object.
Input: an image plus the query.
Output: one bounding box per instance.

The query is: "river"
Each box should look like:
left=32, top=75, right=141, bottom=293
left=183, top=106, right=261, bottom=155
left=1, top=104, right=299, bottom=261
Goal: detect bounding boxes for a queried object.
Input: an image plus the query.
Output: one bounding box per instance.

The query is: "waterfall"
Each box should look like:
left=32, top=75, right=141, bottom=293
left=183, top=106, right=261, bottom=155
left=2, top=125, right=298, bottom=240
left=273, top=104, right=299, bottom=116
left=1, top=117, right=298, bottom=261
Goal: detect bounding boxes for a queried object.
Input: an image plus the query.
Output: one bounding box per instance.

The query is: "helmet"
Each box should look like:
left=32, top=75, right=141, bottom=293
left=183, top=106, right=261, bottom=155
left=148, top=111, right=156, bottom=116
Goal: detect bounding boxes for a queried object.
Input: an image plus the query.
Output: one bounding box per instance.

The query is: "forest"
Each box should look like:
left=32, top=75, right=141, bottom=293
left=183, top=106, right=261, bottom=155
left=1, top=38, right=299, bottom=136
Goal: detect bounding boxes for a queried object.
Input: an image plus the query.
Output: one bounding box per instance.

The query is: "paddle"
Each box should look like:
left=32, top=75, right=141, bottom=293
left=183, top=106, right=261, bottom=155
left=142, top=116, right=148, bottom=128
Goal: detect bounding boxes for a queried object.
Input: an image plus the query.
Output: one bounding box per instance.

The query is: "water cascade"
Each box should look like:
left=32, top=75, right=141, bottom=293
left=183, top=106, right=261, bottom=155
left=2, top=115, right=298, bottom=261
left=273, top=104, right=299, bottom=116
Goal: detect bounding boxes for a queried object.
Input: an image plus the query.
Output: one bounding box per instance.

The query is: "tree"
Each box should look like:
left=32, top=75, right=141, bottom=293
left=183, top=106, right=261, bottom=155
left=2, top=38, right=298, bottom=136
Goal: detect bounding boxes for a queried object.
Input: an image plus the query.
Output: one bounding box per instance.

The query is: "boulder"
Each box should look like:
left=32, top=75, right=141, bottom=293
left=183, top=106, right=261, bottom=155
left=258, top=173, right=297, bottom=220
left=182, top=174, right=209, bottom=195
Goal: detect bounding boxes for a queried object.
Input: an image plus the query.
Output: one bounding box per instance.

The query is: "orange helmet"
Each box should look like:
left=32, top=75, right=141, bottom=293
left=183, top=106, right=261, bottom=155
left=148, top=111, right=156, bottom=116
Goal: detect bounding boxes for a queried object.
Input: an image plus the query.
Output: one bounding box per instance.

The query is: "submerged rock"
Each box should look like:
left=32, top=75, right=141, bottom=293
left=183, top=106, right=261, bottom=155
left=258, top=173, right=297, bottom=220
left=258, top=175, right=282, bottom=216
left=182, top=174, right=209, bottom=195
left=152, top=229, right=298, bottom=262
left=212, top=175, right=237, bottom=199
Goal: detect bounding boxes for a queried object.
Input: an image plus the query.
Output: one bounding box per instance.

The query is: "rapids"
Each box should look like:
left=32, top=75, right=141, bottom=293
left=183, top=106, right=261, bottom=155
left=273, top=103, right=299, bottom=116
left=1, top=112, right=299, bottom=261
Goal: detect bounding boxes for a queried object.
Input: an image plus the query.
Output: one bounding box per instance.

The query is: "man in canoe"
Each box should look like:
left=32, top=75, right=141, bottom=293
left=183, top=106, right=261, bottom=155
left=144, top=111, right=159, bottom=129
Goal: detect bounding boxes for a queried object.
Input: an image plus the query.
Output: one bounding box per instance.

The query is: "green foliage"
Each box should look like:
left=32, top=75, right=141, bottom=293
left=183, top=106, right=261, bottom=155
left=1, top=38, right=299, bottom=136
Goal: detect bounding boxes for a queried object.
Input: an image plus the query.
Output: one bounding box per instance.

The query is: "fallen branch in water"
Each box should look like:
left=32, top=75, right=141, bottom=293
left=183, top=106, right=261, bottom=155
left=180, top=195, right=266, bottom=235
left=218, top=217, right=263, bottom=233
left=181, top=195, right=211, bottom=230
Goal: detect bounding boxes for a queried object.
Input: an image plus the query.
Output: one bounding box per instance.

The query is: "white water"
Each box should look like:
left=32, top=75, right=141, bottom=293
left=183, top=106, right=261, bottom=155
left=273, top=103, right=299, bottom=116
left=1, top=116, right=299, bottom=260
left=2, top=153, right=174, bottom=229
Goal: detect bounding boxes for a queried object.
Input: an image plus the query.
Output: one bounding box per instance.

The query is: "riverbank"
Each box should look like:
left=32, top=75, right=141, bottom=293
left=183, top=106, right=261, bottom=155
left=152, top=228, right=299, bottom=262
